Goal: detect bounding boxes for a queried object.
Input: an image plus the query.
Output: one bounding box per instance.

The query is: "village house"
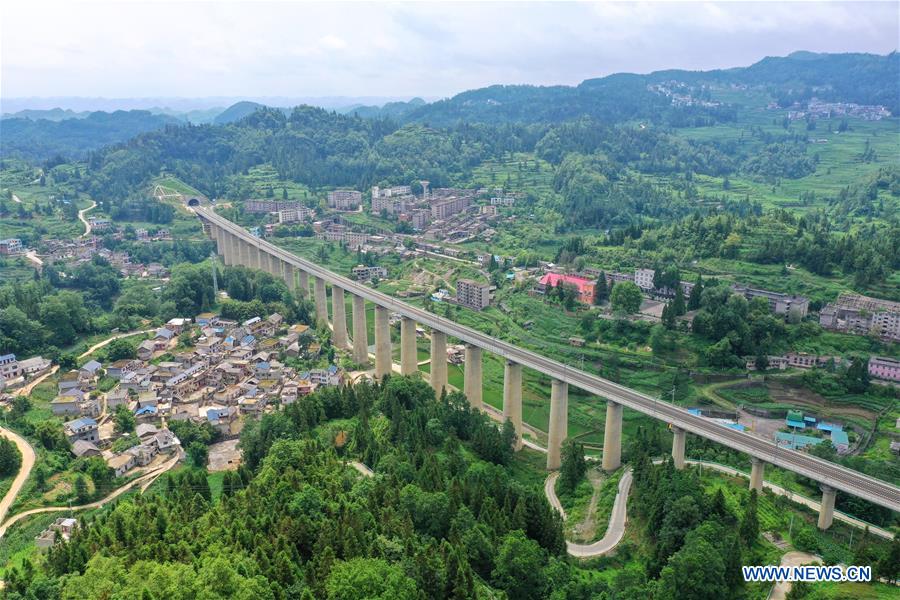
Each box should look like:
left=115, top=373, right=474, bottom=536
left=71, top=440, right=101, bottom=458
left=137, top=340, right=156, bottom=361
left=17, top=356, right=52, bottom=377
left=64, top=417, right=99, bottom=443
left=35, top=518, right=78, bottom=549
left=79, top=360, right=103, bottom=379
left=107, top=453, right=136, bottom=478
left=126, top=443, right=158, bottom=467
left=106, top=359, right=142, bottom=380
left=50, top=395, right=82, bottom=416
left=207, top=406, right=239, bottom=436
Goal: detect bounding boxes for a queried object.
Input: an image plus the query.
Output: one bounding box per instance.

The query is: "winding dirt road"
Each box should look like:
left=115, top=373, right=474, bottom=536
left=542, top=456, right=894, bottom=559
left=78, top=200, right=97, bottom=238
left=0, top=428, right=36, bottom=527
left=545, top=469, right=634, bottom=557
left=78, top=329, right=155, bottom=360
left=0, top=455, right=179, bottom=539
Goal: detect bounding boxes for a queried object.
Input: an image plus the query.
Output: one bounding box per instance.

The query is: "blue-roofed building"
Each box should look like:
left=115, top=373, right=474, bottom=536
left=774, top=431, right=823, bottom=451
left=785, top=419, right=806, bottom=429
left=134, top=405, right=158, bottom=424
left=687, top=408, right=702, bottom=416
left=803, top=416, right=817, bottom=425
left=64, top=417, right=99, bottom=443
left=0, top=353, right=20, bottom=381
left=241, top=334, right=257, bottom=348
left=831, top=430, right=850, bottom=453
left=816, top=422, right=843, bottom=433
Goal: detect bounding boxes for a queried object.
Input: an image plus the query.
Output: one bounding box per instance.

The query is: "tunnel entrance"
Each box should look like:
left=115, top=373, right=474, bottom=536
left=186, top=197, right=201, bottom=207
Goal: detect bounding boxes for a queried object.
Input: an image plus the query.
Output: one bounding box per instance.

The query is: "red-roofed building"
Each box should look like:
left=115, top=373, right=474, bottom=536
left=537, top=273, right=596, bottom=305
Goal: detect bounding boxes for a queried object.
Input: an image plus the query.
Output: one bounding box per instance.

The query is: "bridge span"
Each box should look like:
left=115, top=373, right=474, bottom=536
left=195, top=207, right=900, bottom=526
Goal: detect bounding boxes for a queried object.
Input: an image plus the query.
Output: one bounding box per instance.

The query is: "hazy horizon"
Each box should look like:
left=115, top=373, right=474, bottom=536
left=3, top=1, right=898, bottom=106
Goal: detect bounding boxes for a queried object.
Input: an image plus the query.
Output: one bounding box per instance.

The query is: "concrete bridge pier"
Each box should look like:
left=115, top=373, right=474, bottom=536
left=602, top=400, right=623, bottom=472
left=463, top=344, right=482, bottom=410
left=503, top=361, right=523, bottom=450
left=282, top=262, right=296, bottom=292
left=331, top=286, right=349, bottom=349
left=268, top=253, right=280, bottom=278
left=547, top=379, right=568, bottom=470
left=252, top=244, right=263, bottom=270
left=352, top=294, right=369, bottom=366
left=430, top=330, right=448, bottom=395
left=400, top=317, right=417, bottom=375
left=314, top=277, right=328, bottom=326
left=374, top=306, right=392, bottom=378
left=672, top=425, right=686, bottom=469
left=239, top=239, right=251, bottom=267
left=818, top=485, right=837, bottom=530
left=750, top=457, right=765, bottom=492
left=297, top=270, right=309, bottom=299
left=225, top=232, right=238, bottom=266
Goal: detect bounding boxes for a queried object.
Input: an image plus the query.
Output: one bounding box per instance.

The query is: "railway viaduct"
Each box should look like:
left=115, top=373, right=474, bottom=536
left=196, top=207, right=900, bottom=530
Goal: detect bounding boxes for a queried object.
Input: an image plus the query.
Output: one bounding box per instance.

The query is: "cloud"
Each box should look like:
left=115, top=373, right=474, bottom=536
left=1, top=1, right=897, bottom=99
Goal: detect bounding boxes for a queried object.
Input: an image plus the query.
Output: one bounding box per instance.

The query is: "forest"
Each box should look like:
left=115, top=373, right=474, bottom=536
left=11, top=377, right=885, bottom=600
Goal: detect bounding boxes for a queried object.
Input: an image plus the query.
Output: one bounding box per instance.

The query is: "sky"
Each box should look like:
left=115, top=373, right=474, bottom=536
left=2, top=0, right=898, bottom=103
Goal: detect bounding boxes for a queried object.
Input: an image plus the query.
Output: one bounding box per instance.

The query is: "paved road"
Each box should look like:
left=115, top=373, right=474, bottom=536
left=545, top=469, right=634, bottom=557
left=769, top=551, right=822, bottom=600
left=78, top=329, right=155, bottom=359
left=690, top=459, right=894, bottom=540
left=197, top=208, right=900, bottom=513
left=24, top=250, right=43, bottom=269
left=78, top=200, right=97, bottom=238
left=13, top=366, right=59, bottom=397
left=349, top=461, right=374, bottom=477
left=0, top=427, right=36, bottom=526
left=0, top=455, right=179, bottom=539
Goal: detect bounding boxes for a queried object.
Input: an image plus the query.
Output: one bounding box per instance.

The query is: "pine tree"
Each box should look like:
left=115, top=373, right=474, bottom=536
left=593, top=273, right=609, bottom=305
left=673, top=285, right=686, bottom=315
left=740, top=489, right=759, bottom=545
left=661, top=303, right=676, bottom=330
left=559, top=440, right=587, bottom=492
left=688, top=275, right=703, bottom=310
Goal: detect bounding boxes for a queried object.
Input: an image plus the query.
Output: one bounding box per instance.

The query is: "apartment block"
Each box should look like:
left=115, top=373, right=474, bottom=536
left=634, top=268, right=656, bottom=291
left=731, top=284, right=809, bottom=318
left=456, top=279, right=492, bottom=310
left=245, top=200, right=305, bottom=213
left=278, top=207, right=315, bottom=223
left=327, top=190, right=362, bottom=210
left=352, top=265, right=388, bottom=281
left=372, top=194, right=415, bottom=216
left=820, top=293, right=900, bottom=341
left=869, top=356, right=900, bottom=382
left=431, top=196, right=471, bottom=220
left=371, top=185, right=412, bottom=199
left=0, top=238, right=23, bottom=255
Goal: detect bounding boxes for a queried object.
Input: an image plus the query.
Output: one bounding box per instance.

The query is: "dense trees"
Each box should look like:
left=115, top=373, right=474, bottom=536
left=0, top=437, right=22, bottom=477
left=611, top=281, right=643, bottom=315
left=559, top=439, right=587, bottom=493
left=6, top=377, right=582, bottom=599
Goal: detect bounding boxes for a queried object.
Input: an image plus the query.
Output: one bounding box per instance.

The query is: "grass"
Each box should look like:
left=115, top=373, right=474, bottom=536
left=0, top=512, right=58, bottom=578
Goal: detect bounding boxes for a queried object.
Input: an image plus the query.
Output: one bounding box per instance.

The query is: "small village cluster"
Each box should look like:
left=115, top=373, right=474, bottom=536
left=1, top=313, right=349, bottom=481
